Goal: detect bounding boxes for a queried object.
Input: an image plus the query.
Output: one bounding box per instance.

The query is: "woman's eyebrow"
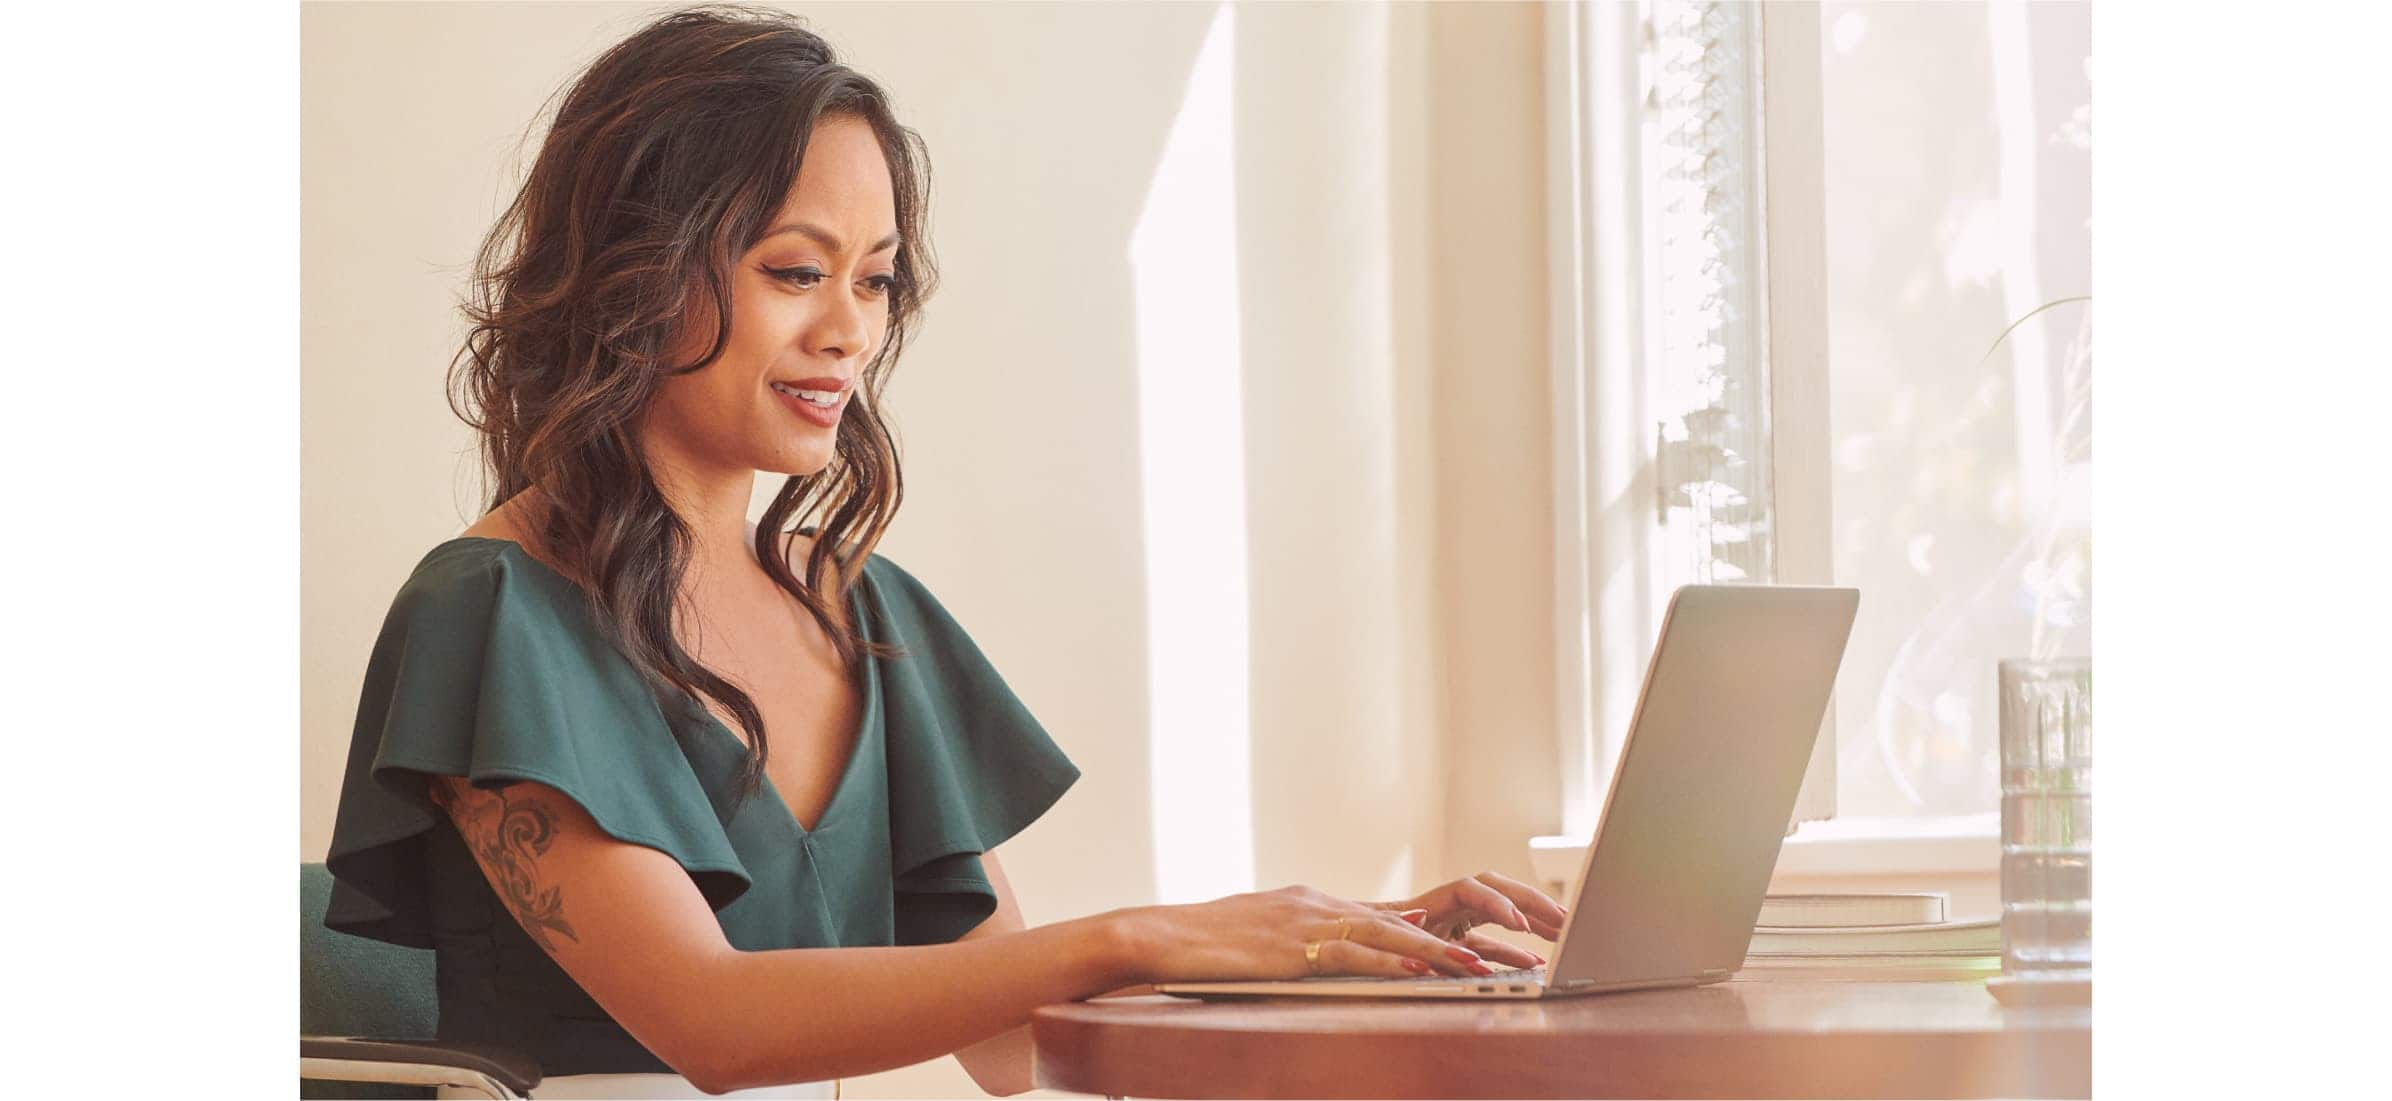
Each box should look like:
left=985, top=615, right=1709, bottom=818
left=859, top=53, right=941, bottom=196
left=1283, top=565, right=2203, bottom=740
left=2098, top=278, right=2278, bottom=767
left=763, top=221, right=902, bottom=255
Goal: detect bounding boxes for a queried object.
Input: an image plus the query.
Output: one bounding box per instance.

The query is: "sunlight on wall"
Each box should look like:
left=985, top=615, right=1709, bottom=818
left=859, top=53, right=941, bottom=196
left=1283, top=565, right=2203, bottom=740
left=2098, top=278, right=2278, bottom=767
left=1130, top=3, right=1254, bottom=904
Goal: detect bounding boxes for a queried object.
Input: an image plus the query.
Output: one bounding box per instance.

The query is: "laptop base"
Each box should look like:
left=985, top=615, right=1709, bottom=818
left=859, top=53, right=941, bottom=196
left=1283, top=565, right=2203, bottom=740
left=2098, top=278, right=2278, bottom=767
left=1156, top=970, right=1729, bottom=1001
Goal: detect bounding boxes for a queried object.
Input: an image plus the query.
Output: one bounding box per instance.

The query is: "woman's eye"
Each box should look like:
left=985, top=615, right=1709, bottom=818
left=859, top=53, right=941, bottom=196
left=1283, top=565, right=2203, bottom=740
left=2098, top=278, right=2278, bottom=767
left=767, top=266, right=899, bottom=298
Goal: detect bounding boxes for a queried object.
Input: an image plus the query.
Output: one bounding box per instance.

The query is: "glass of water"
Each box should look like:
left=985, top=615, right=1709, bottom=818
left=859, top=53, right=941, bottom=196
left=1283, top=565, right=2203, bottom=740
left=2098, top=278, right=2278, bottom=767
left=1998, top=658, right=2092, bottom=980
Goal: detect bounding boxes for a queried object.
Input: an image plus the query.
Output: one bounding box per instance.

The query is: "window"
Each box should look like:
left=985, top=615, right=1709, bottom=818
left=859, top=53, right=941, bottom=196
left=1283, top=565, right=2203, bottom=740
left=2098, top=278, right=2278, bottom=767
left=1544, top=0, right=2091, bottom=849
left=1819, top=0, right=2091, bottom=820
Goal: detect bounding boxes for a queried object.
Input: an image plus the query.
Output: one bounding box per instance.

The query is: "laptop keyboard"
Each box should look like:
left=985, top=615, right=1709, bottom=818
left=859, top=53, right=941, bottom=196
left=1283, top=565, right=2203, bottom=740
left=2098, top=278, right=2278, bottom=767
left=1289, top=965, right=1546, bottom=985
left=1403, top=965, right=1545, bottom=984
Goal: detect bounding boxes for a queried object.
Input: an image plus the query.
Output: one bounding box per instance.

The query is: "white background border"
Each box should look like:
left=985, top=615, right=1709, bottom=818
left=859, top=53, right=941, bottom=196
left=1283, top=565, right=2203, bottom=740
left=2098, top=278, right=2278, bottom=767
left=6, top=1, right=2384, bottom=1094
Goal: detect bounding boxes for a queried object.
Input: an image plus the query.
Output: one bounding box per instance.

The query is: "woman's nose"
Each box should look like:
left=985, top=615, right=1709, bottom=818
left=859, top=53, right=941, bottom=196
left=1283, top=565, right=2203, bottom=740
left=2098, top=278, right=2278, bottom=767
left=810, top=286, right=873, bottom=363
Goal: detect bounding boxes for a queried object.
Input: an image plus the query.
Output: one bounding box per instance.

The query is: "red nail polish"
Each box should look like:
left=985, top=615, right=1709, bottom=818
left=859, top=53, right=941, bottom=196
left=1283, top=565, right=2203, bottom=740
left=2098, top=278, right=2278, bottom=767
left=1402, top=958, right=1432, bottom=975
left=1469, top=962, right=1496, bottom=976
left=1447, top=946, right=1480, bottom=964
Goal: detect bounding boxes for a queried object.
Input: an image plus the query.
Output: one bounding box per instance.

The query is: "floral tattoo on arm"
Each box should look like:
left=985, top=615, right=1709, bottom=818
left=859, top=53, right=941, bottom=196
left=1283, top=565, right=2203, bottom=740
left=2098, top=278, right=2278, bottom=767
left=431, top=779, right=581, bottom=954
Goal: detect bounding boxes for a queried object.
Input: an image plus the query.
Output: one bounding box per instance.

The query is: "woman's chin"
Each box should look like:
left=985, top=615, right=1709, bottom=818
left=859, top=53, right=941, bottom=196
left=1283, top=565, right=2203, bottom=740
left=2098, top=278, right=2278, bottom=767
left=758, top=450, right=836, bottom=479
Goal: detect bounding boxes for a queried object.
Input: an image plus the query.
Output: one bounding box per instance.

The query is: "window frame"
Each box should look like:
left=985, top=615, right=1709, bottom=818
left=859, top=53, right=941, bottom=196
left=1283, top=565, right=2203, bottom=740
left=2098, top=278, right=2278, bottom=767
left=1538, top=0, right=1997, bottom=877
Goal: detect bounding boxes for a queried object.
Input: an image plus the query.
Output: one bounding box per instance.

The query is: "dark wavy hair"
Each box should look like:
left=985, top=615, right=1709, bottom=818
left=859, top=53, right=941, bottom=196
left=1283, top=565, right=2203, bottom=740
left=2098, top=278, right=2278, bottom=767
left=447, top=4, right=930, bottom=799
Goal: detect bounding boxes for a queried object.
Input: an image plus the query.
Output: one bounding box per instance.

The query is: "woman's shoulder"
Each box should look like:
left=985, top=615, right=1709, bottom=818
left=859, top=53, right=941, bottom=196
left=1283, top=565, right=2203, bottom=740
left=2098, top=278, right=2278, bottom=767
left=431, top=490, right=586, bottom=588
left=354, top=534, right=694, bottom=782
left=328, top=543, right=755, bottom=949
left=374, top=534, right=600, bottom=669
left=397, top=533, right=565, bottom=597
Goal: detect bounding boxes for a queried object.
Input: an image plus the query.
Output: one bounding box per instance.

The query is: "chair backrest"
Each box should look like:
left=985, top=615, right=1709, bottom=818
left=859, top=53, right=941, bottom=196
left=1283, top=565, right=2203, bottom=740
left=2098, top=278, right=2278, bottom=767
left=300, top=863, right=447, bottom=1099
left=300, top=861, right=438, bottom=1039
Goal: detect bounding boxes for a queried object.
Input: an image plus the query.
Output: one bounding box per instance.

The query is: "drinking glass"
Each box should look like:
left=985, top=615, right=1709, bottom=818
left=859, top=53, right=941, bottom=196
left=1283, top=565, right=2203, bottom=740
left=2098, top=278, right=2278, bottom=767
left=1998, top=658, right=2092, bottom=980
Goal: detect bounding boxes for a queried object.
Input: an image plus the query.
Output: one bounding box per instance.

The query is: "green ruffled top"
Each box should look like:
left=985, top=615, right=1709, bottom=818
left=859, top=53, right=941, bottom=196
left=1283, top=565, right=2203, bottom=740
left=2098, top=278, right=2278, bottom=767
left=321, top=537, right=1080, bottom=1075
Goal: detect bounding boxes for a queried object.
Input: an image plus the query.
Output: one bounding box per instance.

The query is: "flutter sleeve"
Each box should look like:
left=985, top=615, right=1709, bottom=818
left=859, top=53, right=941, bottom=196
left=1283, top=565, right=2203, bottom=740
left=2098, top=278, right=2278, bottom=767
left=322, top=543, right=752, bottom=949
left=861, top=555, right=1082, bottom=945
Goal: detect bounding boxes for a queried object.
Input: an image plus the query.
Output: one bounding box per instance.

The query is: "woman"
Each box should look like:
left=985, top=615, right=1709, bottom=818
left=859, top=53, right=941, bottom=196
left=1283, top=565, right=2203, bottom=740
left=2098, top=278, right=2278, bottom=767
left=321, top=6, right=1566, bottom=1098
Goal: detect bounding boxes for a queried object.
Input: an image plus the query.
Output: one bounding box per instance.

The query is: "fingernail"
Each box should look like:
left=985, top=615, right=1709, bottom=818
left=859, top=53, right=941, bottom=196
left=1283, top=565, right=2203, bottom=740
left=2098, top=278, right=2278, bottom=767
left=1447, top=945, right=1481, bottom=964
left=1532, top=953, right=1548, bottom=966
left=1469, top=962, right=1496, bottom=976
left=1511, top=908, right=1530, bottom=931
left=1400, top=909, right=1428, bottom=926
left=1402, top=958, right=1432, bottom=975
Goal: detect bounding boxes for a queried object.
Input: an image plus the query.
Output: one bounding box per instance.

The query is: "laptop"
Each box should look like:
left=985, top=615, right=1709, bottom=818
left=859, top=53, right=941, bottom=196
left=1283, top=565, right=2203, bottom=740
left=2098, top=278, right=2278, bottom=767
left=1156, top=583, right=1860, bottom=1000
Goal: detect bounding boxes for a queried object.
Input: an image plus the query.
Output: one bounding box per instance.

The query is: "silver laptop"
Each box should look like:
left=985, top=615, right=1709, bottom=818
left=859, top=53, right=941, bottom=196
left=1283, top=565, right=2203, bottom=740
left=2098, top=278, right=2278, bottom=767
left=1157, top=583, right=1860, bottom=1000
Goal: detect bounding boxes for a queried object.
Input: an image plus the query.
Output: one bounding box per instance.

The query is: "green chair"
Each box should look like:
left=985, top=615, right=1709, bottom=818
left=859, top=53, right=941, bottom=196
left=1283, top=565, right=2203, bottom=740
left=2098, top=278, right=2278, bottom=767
left=300, top=862, right=541, bottom=1099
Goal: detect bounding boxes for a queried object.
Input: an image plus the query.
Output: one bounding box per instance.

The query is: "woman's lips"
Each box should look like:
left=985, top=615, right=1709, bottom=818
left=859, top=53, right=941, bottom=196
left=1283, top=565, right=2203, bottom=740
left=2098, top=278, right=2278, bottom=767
left=772, top=385, right=846, bottom=428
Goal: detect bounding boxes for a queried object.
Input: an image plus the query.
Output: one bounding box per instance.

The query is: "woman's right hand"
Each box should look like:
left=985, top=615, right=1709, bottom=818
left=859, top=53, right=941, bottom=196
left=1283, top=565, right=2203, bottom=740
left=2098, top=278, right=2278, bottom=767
left=1112, top=885, right=1499, bottom=984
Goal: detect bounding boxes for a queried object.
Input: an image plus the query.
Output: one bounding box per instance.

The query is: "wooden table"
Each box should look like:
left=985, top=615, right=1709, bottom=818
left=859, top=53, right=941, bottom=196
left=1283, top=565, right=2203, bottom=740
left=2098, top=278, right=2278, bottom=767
left=1031, top=980, right=2090, bottom=1098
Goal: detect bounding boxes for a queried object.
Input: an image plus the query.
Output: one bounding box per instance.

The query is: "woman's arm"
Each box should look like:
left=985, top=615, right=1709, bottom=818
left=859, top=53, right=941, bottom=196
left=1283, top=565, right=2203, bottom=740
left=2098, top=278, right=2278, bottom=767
left=431, top=774, right=1513, bottom=1093
left=429, top=776, right=1136, bottom=1095
left=945, top=852, right=1156, bottom=1095
left=948, top=851, right=1034, bottom=1095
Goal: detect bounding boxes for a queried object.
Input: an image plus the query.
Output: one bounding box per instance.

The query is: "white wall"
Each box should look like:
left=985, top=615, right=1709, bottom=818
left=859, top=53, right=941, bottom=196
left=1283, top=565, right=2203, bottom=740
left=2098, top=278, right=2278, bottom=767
left=302, top=2, right=1553, bottom=1096
left=1421, top=0, right=1558, bottom=915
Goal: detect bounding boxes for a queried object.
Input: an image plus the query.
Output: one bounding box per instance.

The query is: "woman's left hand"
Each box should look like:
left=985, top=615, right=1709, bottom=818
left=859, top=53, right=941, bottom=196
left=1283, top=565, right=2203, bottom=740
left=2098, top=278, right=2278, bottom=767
left=1366, top=872, right=1569, bottom=970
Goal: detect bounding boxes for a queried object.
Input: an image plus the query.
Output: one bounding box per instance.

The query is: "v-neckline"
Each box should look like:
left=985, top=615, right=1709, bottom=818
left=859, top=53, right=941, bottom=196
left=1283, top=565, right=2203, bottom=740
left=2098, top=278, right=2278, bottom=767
left=436, top=534, right=879, bottom=839
left=691, top=609, right=879, bottom=839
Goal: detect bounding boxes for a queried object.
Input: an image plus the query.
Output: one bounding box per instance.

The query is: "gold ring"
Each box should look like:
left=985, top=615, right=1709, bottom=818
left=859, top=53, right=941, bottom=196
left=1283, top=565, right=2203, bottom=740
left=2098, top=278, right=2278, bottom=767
left=1336, top=917, right=1352, bottom=941
left=1304, top=939, right=1325, bottom=974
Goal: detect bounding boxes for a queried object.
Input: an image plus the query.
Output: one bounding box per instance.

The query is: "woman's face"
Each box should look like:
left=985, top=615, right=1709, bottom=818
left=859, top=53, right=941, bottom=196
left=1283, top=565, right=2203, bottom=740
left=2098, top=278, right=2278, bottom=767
left=646, top=113, right=901, bottom=480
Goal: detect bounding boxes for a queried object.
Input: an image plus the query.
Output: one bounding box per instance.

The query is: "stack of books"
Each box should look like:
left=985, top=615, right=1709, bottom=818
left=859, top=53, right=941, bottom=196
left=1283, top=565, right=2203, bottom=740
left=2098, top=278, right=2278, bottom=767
left=1734, top=892, right=2001, bottom=982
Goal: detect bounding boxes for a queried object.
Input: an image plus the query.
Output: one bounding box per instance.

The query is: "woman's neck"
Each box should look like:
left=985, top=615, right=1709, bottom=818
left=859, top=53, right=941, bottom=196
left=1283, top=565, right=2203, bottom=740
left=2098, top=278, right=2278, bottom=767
left=500, top=464, right=765, bottom=587
left=640, top=438, right=768, bottom=580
